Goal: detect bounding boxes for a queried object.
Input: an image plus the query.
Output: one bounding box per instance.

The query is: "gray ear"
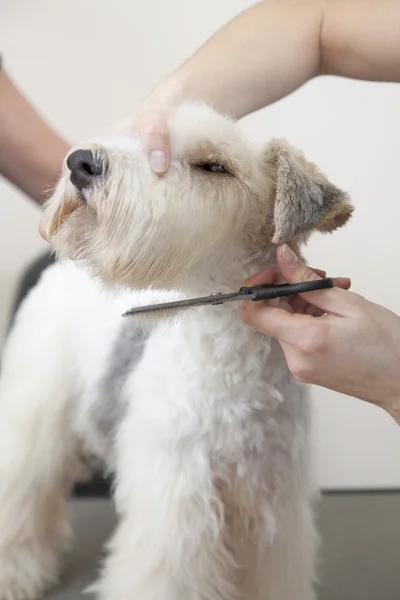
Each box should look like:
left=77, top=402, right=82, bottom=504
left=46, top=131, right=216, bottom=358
left=264, top=139, right=353, bottom=244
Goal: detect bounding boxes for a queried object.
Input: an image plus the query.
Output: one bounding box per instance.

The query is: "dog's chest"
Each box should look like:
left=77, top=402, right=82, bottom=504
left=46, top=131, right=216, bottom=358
left=128, top=312, right=308, bottom=461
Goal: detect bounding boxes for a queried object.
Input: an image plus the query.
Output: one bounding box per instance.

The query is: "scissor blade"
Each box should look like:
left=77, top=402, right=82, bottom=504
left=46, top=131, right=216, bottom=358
left=122, top=290, right=251, bottom=316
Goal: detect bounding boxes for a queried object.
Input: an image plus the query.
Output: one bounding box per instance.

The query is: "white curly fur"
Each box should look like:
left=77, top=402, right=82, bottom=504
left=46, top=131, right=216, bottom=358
left=0, top=102, right=352, bottom=600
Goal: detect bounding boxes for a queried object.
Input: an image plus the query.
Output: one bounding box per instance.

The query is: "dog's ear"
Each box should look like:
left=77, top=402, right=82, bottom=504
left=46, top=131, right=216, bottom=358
left=264, top=139, right=353, bottom=244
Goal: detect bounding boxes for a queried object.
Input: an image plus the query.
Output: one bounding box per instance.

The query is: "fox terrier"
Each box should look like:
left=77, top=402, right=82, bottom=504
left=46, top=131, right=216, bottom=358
left=0, top=102, right=352, bottom=600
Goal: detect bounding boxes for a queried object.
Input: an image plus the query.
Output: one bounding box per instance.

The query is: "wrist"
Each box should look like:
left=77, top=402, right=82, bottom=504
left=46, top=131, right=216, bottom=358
left=145, top=73, right=186, bottom=110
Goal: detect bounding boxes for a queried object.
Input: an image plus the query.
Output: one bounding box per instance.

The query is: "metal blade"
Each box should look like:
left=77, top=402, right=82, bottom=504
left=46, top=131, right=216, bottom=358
left=122, top=290, right=251, bottom=317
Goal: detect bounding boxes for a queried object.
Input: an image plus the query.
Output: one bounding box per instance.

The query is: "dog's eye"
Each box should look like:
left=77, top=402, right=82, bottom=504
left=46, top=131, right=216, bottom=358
left=195, top=162, right=231, bottom=175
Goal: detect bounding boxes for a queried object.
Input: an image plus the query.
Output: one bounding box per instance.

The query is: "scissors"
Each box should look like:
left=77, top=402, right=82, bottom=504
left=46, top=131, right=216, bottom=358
left=122, top=278, right=334, bottom=317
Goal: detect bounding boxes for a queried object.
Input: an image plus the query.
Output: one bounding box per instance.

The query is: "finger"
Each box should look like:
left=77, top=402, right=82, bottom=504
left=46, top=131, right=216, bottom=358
left=305, top=278, right=350, bottom=315
left=245, top=267, right=325, bottom=289
left=276, top=269, right=326, bottom=287
left=312, top=268, right=326, bottom=278
left=243, top=267, right=279, bottom=287
left=290, top=294, right=317, bottom=314
left=241, top=300, right=320, bottom=345
left=141, top=119, right=171, bottom=175
left=287, top=276, right=350, bottom=312
left=305, top=305, right=326, bottom=317
left=273, top=269, right=328, bottom=312
left=272, top=271, right=348, bottom=293
left=333, top=277, right=351, bottom=290
left=245, top=266, right=350, bottom=317
left=277, top=245, right=355, bottom=316
left=288, top=294, right=326, bottom=316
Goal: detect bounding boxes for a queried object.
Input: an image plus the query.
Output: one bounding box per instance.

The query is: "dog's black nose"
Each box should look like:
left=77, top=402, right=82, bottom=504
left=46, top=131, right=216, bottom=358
left=67, top=149, right=103, bottom=190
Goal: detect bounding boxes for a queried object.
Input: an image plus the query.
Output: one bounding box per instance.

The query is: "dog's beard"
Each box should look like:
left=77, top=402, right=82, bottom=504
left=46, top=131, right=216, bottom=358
left=50, top=205, right=98, bottom=262
left=48, top=195, right=87, bottom=238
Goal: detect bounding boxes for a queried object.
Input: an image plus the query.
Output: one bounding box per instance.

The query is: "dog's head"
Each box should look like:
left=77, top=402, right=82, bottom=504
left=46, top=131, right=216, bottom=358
left=44, top=102, right=352, bottom=289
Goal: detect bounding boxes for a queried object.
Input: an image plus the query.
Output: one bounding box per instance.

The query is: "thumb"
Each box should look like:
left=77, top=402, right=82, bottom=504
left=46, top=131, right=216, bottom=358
left=140, top=116, right=171, bottom=176
left=277, top=244, right=352, bottom=316
left=243, top=267, right=279, bottom=287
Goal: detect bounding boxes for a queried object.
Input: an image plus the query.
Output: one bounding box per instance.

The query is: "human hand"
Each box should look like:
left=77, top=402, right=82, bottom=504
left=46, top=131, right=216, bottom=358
left=39, top=93, right=174, bottom=241
left=241, top=245, right=400, bottom=425
left=111, top=83, right=181, bottom=176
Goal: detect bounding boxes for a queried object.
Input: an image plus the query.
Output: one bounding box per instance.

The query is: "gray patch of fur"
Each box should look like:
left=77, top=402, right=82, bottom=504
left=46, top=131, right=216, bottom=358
left=91, top=323, right=150, bottom=453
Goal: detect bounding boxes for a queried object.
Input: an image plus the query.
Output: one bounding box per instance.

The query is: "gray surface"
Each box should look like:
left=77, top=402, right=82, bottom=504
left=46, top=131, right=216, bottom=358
left=47, top=493, right=400, bottom=599
left=317, top=493, right=400, bottom=600
left=45, top=499, right=116, bottom=599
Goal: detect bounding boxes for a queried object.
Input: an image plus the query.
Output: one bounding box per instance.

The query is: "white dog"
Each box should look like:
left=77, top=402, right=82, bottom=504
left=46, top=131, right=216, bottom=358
left=0, top=102, right=352, bottom=600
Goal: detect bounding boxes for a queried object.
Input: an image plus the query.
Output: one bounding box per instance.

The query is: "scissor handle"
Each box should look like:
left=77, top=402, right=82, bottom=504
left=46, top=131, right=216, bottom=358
left=240, top=278, right=334, bottom=302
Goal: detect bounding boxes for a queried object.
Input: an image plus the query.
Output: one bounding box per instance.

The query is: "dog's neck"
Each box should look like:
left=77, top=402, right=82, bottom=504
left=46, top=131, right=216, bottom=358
left=180, top=246, right=278, bottom=298
left=176, top=246, right=281, bottom=362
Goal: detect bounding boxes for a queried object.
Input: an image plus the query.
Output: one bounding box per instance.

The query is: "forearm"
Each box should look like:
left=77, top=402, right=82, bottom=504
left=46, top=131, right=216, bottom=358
left=151, top=0, right=400, bottom=119
left=0, top=68, right=69, bottom=206
left=156, top=0, right=323, bottom=118
left=321, top=0, right=400, bottom=82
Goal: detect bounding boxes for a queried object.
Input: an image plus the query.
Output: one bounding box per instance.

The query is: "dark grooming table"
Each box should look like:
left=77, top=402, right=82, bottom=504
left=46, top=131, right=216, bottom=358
left=47, top=493, right=400, bottom=600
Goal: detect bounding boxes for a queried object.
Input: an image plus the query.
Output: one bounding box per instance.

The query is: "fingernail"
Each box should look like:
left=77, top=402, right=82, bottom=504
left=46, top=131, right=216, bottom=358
left=150, top=150, right=167, bottom=173
left=282, top=244, right=298, bottom=267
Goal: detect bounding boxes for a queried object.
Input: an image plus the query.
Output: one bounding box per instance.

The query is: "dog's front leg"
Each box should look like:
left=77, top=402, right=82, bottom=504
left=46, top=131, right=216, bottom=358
left=0, top=300, right=80, bottom=600
left=95, top=413, right=241, bottom=600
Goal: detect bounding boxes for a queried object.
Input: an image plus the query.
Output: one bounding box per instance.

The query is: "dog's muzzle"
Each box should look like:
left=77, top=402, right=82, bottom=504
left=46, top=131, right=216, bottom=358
left=67, top=149, right=103, bottom=192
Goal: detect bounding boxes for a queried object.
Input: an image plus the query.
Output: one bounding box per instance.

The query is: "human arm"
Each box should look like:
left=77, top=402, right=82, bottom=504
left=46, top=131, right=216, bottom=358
left=0, top=64, right=69, bottom=205
left=125, top=0, right=400, bottom=173
left=241, top=245, right=400, bottom=426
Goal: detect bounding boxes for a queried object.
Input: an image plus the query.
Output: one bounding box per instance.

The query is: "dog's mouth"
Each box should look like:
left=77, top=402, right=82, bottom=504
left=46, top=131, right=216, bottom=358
left=47, top=193, right=87, bottom=238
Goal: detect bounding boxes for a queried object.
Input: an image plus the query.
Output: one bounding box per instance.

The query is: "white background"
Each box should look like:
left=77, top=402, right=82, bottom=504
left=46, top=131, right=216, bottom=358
left=1, top=0, right=399, bottom=489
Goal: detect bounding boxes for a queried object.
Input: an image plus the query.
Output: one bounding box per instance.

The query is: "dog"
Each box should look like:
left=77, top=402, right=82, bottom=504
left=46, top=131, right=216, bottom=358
left=0, top=102, right=353, bottom=600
